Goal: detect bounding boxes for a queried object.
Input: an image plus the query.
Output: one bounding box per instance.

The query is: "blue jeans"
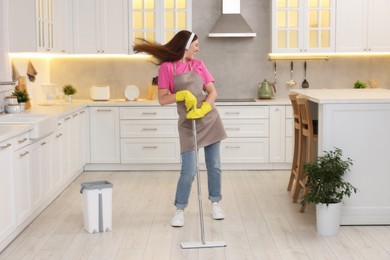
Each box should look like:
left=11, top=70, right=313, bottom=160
left=174, top=141, right=222, bottom=209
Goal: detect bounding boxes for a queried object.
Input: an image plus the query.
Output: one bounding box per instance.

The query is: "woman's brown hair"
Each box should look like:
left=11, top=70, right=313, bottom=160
left=133, top=30, right=198, bottom=65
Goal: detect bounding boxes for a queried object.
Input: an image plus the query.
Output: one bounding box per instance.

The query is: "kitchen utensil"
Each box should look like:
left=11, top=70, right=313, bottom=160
left=146, top=77, right=158, bottom=100
left=258, top=79, right=276, bottom=99
left=125, top=85, right=140, bottom=101
left=302, top=61, right=309, bottom=88
left=287, top=61, right=296, bottom=86
left=271, top=61, right=277, bottom=91
left=180, top=118, right=227, bottom=249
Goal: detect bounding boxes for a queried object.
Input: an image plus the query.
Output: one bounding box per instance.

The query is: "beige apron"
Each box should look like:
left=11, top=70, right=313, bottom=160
left=173, top=62, right=227, bottom=153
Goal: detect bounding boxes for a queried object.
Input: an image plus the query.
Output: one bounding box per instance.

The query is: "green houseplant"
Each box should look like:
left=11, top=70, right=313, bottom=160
left=354, top=80, right=367, bottom=89
left=301, top=147, right=357, bottom=236
left=12, top=88, right=30, bottom=111
left=63, top=84, right=77, bottom=102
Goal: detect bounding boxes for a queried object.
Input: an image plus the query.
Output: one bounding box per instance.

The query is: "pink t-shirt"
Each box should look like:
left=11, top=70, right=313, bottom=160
left=157, top=59, right=214, bottom=94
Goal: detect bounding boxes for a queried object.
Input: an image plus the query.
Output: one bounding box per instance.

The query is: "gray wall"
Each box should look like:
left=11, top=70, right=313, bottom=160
left=50, top=0, right=390, bottom=100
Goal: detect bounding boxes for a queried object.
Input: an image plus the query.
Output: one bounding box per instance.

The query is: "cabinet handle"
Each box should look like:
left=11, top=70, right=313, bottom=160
left=56, top=133, right=63, bottom=138
left=73, top=114, right=78, bottom=117
left=18, top=138, right=28, bottom=144
left=226, top=127, right=240, bottom=131
left=80, top=110, right=85, bottom=114
left=225, top=145, right=240, bottom=149
left=142, top=112, right=157, bottom=115
left=0, top=143, right=11, bottom=149
left=19, top=151, right=29, bottom=157
left=65, top=117, right=71, bottom=121
left=142, top=146, right=158, bottom=149
left=97, top=109, right=112, bottom=112
left=142, top=128, right=158, bottom=131
left=41, top=142, right=46, bottom=146
left=225, top=112, right=240, bottom=115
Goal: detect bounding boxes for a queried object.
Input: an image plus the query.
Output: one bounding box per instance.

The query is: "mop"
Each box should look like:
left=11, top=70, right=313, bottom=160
left=180, top=118, right=227, bottom=249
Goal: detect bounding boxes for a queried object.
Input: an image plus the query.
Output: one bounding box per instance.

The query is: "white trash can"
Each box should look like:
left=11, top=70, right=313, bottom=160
left=80, top=180, right=113, bottom=233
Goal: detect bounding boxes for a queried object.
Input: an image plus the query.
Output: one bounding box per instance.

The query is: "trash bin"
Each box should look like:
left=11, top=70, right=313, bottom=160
left=80, top=180, right=113, bottom=233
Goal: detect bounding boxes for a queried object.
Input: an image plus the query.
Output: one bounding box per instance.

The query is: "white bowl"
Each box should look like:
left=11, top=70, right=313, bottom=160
left=125, top=85, right=140, bottom=101
left=5, top=104, right=21, bottom=114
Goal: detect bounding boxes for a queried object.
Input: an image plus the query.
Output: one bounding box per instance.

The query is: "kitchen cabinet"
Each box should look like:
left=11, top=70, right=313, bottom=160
left=73, top=0, right=128, bottom=54
left=9, top=0, right=72, bottom=53
left=271, top=0, right=335, bottom=53
left=0, top=138, right=16, bottom=244
left=269, top=106, right=286, bottom=163
left=129, top=0, right=192, bottom=51
left=89, top=107, right=120, bottom=163
left=336, top=0, right=390, bottom=52
left=285, top=106, right=293, bottom=163
left=202, top=106, right=270, bottom=170
left=120, top=106, right=180, bottom=167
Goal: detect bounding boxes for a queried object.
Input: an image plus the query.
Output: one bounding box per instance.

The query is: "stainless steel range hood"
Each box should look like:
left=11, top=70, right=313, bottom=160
left=209, top=0, right=256, bottom=38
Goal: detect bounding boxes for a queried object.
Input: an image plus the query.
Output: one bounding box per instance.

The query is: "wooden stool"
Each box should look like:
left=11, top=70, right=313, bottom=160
left=296, top=96, right=318, bottom=213
left=287, top=92, right=302, bottom=203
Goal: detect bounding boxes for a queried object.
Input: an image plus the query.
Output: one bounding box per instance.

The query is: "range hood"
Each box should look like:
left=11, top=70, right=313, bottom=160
left=209, top=0, right=256, bottom=38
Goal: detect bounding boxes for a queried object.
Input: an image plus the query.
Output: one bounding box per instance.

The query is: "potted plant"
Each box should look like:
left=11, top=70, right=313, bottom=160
left=354, top=80, right=367, bottom=89
left=301, top=147, right=357, bottom=236
left=63, top=84, right=77, bottom=102
left=12, top=88, right=30, bottom=112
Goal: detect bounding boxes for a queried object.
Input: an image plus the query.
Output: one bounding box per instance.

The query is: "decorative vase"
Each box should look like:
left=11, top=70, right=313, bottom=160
left=19, top=102, right=25, bottom=112
left=316, top=202, right=342, bottom=236
left=66, top=95, right=72, bottom=102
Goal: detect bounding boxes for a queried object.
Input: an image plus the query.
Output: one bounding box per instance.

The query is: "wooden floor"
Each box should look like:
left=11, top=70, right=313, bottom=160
left=1, top=170, right=390, bottom=260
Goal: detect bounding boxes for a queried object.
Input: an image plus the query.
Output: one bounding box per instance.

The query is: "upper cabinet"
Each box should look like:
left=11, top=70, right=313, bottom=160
left=336, top=0, right=390, bottom=52
left=9, top=0, right=73, bottom=53
left=129, top=0, right=192, bottom=53
left=271, top=0, right=335, bottom=53
left=73, top=0, right=129, bottom=54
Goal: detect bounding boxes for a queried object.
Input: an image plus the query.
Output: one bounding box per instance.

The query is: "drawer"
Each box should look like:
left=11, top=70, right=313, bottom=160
left=120, top=107, right=178, bottom=120
left=223, top=119, right=269, bottom=137
left=199, top=138, right=269, bottom=164
left=121, top=138, right=180, bottom=164
left=14, top=132, right=31, bottom=151
left=218, top=106, right=269, bottom=119
left=120, top=120, right=178, bottom=138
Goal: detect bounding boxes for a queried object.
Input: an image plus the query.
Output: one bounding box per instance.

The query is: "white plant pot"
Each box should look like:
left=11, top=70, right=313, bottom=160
left=316, top=202, right=342, bottom=236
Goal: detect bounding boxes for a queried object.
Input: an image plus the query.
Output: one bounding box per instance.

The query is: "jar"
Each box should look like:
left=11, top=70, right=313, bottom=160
left=5, top=104, right=21, bottom=114
left=5, top=96, right=18, bottom=105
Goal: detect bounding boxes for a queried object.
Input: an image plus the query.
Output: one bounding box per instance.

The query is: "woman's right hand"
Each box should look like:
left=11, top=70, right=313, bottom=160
left=175, top=90, right=197, bottom=111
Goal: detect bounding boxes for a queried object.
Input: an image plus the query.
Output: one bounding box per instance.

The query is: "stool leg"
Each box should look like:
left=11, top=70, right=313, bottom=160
left=300, top=136, right=314, bottom=213
left=287, top=127, right=300, bottom=191
left=293, top=134, right=306, bottom=203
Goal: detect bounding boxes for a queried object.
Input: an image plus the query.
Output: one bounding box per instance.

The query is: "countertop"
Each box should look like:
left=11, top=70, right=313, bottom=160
left=292, top=88, right=390, bottom=104
left=0, top=98, right=290, bottom=142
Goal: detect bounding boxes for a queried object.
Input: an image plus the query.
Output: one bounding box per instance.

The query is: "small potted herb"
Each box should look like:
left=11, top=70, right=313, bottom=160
left=63, top=84, right=77, bottom=102
left=354, top=80, right=367, bottom=89
left=12, top=88, right=30, bottom=111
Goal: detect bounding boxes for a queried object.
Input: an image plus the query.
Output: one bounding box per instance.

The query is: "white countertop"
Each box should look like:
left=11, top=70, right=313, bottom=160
left=292, top=88, right=390, bottom=104
left=0, top=98, right=290, bottom=143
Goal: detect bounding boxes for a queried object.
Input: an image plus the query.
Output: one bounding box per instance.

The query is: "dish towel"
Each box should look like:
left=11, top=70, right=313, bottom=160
left=27, top=60, right=38, bottom=82
left=12, top=62, right=21, bottom=82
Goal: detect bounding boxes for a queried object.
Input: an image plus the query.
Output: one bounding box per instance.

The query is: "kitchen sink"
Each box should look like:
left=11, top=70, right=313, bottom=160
left=0, top=113, right=59, bottom=139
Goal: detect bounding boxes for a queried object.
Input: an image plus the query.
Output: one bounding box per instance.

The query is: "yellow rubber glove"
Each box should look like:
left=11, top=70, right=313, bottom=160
left=175, top=90, right=197, bottom=111
left=186, top=102, right=212, bottom=119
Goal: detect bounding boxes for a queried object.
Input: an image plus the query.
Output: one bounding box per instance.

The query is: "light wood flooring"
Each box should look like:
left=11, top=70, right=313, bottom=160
left=1, top=170, right=390, bottom=260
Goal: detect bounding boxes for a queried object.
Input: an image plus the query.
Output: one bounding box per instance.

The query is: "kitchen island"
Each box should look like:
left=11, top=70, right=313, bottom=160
left=293, top=88, right=390, bottom=225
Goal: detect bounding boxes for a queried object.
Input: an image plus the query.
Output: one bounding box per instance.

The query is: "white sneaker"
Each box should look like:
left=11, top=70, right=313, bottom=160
left=171, top=209, right=184, bottom=227
left=211, top=202, right=225, bottom=220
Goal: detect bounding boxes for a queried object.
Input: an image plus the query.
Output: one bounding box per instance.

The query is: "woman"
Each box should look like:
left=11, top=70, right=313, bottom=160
left=133, top=30, right=227, bottom=227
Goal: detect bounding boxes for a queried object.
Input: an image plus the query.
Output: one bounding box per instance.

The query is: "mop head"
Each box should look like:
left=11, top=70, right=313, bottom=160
left=180, top=241, right=227, bottom=249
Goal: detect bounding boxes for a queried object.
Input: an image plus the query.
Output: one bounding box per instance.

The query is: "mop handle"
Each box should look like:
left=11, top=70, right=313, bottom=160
left=192, top=119, right=206, bottom=244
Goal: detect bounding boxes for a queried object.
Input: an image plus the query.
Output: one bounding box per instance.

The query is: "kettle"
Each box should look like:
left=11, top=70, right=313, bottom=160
left=258, top=79, right=276, bottom=99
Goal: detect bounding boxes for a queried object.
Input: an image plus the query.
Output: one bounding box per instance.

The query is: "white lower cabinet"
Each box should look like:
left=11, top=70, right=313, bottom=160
left=120, top=107, right=180, bottom=169
left=90, top=107, right=120, bottom=163
left=0, top=138, right=16, bottom=244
